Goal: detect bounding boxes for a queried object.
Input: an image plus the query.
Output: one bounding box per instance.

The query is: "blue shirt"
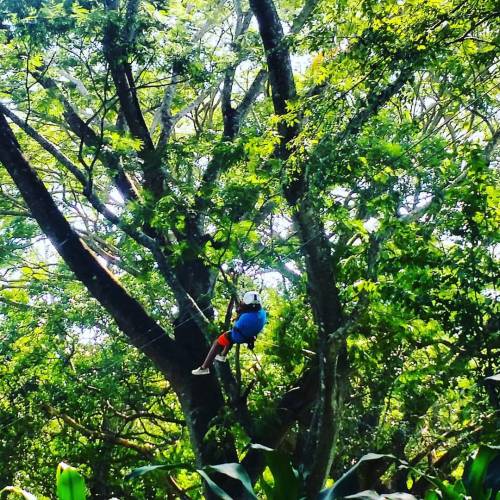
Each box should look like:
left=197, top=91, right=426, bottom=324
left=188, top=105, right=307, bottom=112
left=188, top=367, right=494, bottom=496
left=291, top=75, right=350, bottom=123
left=231, top=309, right=267, bottom=344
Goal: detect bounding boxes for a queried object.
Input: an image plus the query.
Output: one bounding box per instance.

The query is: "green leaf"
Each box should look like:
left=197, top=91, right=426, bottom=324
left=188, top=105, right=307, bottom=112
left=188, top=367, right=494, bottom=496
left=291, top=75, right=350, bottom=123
left=125, top=463, right=192, bottom=480
left=453, top=480, right=467, bottom=496
left=196, top=469, right=232, bottom=500
left=318, top=454, right=396, bottom=499
left=432, top=478, right=465, bottom=500
left=0, top=486, right=37, bottom=499
left=260, top=476, right=275, bottom=498
left=248, top=444, right=300, bottom=499
left=463, top=446, right=499, bottom=499
left=56, top=462, right=87, bottom=500
left=205, top=463, right=256, bottom=499
left=424, top=491, right=440, bottom=500
left=265, top=450, right=301, bottom=500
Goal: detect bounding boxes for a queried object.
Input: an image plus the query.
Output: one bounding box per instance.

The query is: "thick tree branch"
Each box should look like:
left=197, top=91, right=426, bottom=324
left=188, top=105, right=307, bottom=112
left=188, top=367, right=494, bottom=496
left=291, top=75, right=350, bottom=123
left=44, top=403, right=191, bottom=499
left=103, top=0, right=152, bottom=150
left=2, top=102, right=213, bottom=341
left=79, top=232, right=140, bottom=276
left=44, top=404, right=156, bottom=457
left=192, top=0, right=315, bottom=214
left=291, top=0, right=320, bottom=33
left=103, top=0, right=166, bottom=200
left=249, top=1, right=348, bottom=494
left=0, top=103, right=88, bottom=186
left=235, top=69, right=268, bottom=119
left=153, top=0, right=228, bottom=146
left=249, top=0, right=297, bottom=122
left=152, top=69, right=181, bottom=146
left=59, top=68, right=90, bottom=97
left=33, top=72, right=139, bottom=201
left=156, top=82, right=216, bottom=150
left=242, top=318, right=360, bottom=483
left=0, top=103, right=156, bottom=251
left=411, top=423, right=488, bottom=496
left=221, top=9, right=254, bottom=138
left=0, top=109, right=187, bottom=382
left=336, top=66, right=415, bottom=142
left=0, top=118, right=239, bottom=483
left=192, top=0, right=226, bottom=43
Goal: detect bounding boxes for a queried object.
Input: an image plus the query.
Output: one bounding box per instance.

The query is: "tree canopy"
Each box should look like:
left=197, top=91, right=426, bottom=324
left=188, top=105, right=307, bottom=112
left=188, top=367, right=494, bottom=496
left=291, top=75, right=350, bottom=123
left=0, top=0, right=498, bottom=497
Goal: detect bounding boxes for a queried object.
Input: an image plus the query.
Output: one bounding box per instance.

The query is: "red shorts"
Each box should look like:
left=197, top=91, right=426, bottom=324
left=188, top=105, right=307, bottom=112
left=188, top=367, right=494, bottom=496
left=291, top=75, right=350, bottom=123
left=217, top=332, right=232, bottom=347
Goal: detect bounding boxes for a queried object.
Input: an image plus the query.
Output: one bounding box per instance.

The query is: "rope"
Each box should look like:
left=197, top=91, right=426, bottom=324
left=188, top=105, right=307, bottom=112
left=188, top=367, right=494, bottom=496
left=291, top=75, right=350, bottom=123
left=0, top=63, right=497, bottom=434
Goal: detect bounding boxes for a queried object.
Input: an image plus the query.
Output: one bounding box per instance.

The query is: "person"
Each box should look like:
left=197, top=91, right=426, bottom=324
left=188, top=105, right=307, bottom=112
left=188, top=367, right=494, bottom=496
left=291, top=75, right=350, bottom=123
left=192, top=291, right=267, bottom=375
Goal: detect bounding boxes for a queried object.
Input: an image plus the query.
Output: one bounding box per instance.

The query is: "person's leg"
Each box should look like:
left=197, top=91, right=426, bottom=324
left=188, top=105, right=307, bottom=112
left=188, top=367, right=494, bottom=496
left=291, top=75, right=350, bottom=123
left=215, top=343, right=233, bottom=362
left=221, top=344, right=232, bottom=356
left=193, top=332, right=232, bottom=374
left=201, top=340, right=223, bottom=369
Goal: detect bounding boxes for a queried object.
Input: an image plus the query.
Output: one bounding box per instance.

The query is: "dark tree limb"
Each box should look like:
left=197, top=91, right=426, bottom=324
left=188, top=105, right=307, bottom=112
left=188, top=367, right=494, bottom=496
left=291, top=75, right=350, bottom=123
left=102, top=0, right=166, bottom=200
left=339, top=66, right=415, bottom=141
left=291, top=0, right=320, bottom=33
left=0, top=103, right=88, bottom=186
left=249, top=0, right=349, bottom=494
left=0, top=109, right=246, bottom=497
left=235, top=69, right=269, bottom=123
left=249, top=0, right=298, bottom=148
left=44, top=404, right=156, bottom=458
left=43, top=404, right=191, bottom=500
left=192, top=0, right=316, bottom=217
left=0, top=109, right=183, bottom=377
left=33, top=72, right=139, bottom=201
left=0, top=103, right=160, bottom=259
left=221, top=9, right=254, bottom=138
left=410, top=423, right=488, bottom=496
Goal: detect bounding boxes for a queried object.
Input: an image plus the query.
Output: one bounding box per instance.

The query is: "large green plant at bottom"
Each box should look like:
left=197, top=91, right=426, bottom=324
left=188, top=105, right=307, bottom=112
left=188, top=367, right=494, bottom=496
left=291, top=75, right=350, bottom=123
left=125, top=444, right=500, bottom=499
left=2, top=444, right=498, bottom=499
left=1, top=462, right=86, bottom=500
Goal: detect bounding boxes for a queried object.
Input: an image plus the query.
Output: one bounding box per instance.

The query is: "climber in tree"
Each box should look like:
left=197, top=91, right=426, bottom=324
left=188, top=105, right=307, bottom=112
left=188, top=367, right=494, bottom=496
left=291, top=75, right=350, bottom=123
left=192, top=291, right=267, bottom=375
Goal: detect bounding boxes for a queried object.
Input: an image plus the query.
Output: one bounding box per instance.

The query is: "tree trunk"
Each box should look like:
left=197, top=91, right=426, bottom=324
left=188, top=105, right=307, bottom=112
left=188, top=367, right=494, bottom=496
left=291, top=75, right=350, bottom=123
left=292, top=201, right=348, bottom=496
left=0, top=110, right=244, bottom=497
left=249, top=0, right=348, bottom=494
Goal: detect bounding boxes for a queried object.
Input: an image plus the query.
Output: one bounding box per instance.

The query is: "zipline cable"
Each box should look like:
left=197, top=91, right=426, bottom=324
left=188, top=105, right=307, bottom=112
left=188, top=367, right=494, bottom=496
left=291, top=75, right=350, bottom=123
left=76, top=80, right=500, bottom=378
left=3, top=77, right=498, bottom=384
left=0, top=63, right=497, bottom=435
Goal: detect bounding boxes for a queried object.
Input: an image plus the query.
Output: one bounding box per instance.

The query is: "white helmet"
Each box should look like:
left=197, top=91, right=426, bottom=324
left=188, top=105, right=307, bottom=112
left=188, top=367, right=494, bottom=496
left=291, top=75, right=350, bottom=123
left=242, top=291, right=261, bottom=305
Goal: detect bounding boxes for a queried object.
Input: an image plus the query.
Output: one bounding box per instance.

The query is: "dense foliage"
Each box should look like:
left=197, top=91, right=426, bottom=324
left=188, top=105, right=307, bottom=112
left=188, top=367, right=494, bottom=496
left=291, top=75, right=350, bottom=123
left=0, top=0, right=498, bottom=497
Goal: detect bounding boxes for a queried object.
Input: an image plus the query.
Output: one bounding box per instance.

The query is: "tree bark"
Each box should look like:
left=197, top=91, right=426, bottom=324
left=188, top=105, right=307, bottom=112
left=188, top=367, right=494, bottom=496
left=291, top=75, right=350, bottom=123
left=32, top=72, right=139, bottom=202
left=102, top=0, right=166, bottom=201
left=0, top=110, right=244, bottom=497
left=249, top=0, right=348, bottom=495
